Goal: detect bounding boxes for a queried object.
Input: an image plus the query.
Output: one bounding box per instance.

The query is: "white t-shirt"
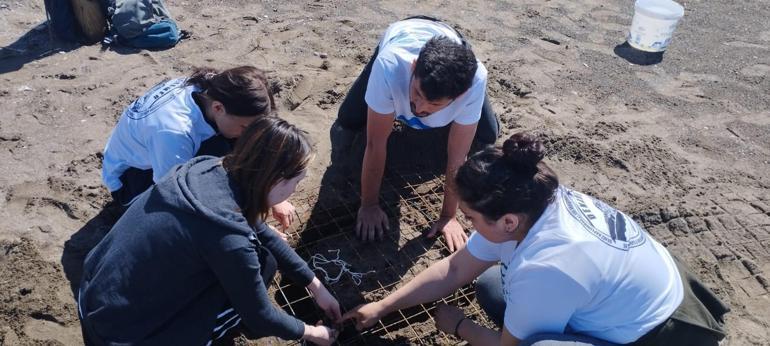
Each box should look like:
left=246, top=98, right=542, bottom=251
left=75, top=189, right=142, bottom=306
left=364, top=19, right=487, bottom=129
left=466, top=186, right=683, bottom=344
left=102, top=78, right=217, bottom=192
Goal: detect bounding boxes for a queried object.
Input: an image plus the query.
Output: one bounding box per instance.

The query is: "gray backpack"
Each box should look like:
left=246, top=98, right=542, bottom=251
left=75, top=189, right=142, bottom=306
left=105, top=0, right=182, bottom=48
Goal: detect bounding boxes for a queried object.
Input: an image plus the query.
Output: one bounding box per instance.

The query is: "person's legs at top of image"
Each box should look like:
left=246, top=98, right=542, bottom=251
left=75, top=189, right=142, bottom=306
left=336, top=47, right=380, bottom=132
left=472, top=94, right=500, bottom=146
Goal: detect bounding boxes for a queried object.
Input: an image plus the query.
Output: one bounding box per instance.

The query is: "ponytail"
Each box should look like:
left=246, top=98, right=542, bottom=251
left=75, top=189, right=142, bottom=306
left=186, top=66, right=274, bottom=117
left=455, top=132, right=559, bottom=221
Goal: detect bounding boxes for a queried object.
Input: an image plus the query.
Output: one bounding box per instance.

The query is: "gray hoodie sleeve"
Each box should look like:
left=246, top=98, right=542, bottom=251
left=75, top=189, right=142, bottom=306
left=203, top=237, right=306, bottom=340
left=254, top=222, right=315, bottom=287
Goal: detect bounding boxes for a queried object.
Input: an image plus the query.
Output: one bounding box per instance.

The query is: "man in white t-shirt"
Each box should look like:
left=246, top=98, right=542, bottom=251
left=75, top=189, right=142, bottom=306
left=335, top=17, right=499, bottom=251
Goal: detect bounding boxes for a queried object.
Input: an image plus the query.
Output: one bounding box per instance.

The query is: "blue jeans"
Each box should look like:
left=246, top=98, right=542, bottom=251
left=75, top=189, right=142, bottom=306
left=475, top=265, right=619, bottom=346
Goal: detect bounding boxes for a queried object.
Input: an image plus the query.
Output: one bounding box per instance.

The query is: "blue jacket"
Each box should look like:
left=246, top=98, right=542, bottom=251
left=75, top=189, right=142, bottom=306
left=79, top=156, right=314, bottom=345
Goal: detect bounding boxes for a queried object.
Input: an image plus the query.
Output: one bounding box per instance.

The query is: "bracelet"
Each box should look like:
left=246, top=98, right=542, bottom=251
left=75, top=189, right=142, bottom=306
left=453, top=317, right=467, bottom=338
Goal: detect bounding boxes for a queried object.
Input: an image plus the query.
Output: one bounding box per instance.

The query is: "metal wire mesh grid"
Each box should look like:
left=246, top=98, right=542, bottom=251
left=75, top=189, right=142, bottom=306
left=265, top=170, right=497, bottom=345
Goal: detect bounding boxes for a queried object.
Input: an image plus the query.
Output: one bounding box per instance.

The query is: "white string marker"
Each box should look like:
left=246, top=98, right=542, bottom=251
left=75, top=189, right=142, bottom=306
left=310, top=249, right=374, bottom=286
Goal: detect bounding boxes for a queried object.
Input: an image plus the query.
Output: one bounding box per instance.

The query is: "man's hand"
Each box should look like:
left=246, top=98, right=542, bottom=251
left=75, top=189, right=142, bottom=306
left=341, top=302, right=387, bottom=331
left=426, top=216, right=468, bottom=252
left=434, top=303, right=466, bottom=336
left=355, top=205, right=389, bottom=242
left=271, top=200, right=296, bottom=230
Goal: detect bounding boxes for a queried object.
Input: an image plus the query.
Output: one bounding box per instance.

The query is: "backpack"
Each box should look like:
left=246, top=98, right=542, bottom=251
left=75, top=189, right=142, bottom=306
left=104, top=0, right=181, bottom=49
left=44, top=0, right=107, bottom=44
left=43, top=0, right=85, bottom=42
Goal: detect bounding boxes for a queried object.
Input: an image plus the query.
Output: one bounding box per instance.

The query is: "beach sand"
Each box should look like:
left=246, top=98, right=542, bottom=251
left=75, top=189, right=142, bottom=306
left=1, top=0, right=769, bottom=344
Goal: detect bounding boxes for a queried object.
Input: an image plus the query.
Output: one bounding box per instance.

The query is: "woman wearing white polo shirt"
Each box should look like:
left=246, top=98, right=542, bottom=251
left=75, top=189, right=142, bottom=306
left=101, top=66, right=297, bottom=232
left=342, top=132, right=728, bottom=345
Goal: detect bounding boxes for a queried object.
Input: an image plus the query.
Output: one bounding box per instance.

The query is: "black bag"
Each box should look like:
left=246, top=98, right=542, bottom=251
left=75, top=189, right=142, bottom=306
left=44, top=0, right=107, bottom=44
left=43, top=0, right=84, bottom=42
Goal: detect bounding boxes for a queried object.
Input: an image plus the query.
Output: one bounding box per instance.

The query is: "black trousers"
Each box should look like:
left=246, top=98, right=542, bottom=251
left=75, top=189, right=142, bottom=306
left=336, top=18, right=500, bottom=145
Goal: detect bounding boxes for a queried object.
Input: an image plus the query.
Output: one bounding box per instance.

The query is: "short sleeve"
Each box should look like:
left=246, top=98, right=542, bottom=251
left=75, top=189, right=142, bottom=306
left=364, top=55, right=396, bottom=115
left=466, top=231, right=500, bottom=262
left=503, top=265, right=590, bottom=340
left=453, top=66, right=486, bottom=125
left=146, top=130, right=196, bottom=183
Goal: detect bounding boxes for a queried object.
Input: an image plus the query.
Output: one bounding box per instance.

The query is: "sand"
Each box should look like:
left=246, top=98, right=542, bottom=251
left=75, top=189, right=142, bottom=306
left=1, top=0, right=769, bottom=345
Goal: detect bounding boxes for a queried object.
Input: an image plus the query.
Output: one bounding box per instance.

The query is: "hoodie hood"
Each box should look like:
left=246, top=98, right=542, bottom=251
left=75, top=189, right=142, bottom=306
left=155, top=156, right=255, bottom=239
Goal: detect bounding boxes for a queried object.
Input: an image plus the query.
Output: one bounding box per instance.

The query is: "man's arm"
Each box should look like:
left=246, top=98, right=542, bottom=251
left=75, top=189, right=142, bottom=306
left=361, top=107, right=394, bottom=206
left=427, top=121, right=478, bottom=252
left=356, top=107, right=395, bottom=241
left=442, top=121, right=477, bottom=217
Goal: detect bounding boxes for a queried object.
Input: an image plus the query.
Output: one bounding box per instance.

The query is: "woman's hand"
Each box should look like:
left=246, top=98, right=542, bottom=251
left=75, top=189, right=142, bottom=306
left=426, top=216, right=468, bottom=252
left=271, top=200, right=296, bottom=230
left=434, top=303, right=466, bottom=336
left=341, top=302, right=387, bottom=331
left=302, top=321, right=338, bottom=346
left=307, top=277, right=341, bottom=322
left=267, top=224, right=288, bottom=242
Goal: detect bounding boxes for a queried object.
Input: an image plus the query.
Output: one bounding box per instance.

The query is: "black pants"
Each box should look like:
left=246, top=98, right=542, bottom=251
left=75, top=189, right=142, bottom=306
left=336, top=19, right=500, bottom=145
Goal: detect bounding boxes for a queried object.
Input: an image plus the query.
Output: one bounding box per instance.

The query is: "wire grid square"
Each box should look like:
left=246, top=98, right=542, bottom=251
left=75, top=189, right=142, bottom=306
left=264, top=171, right=492, bottom=345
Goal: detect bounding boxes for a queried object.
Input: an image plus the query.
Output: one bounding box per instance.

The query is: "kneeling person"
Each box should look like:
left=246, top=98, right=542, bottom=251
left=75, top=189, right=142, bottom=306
left=102, top=66, right=296, bottom=230
left=79, top=117, right=340, bottom=345
left=343, top=132, right=728, bottom=345
left=337, top=17, right=499, bottom=251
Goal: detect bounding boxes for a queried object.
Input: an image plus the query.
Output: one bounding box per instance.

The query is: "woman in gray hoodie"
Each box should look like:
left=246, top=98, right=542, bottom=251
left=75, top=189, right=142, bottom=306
left=78, top=117, right=340, bottom=345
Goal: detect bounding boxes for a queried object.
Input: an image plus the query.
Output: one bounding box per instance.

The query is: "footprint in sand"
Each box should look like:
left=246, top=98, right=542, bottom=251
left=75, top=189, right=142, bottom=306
left=740, top=64, right=770, bottom=77
left=760, top=30, right=770, bottom=42
left=722, top=41, right=769, bottom=51
left=23, top=318, right=83, bottom=344
left=636, top=71, right=721, bottom=103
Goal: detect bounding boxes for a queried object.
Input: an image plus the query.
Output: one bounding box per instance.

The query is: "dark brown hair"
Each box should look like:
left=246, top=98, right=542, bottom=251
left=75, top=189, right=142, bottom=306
left=186, top=66, right=275, bottom=117
left=455, top=132, right=559, bottom=222
left=414, top=36, right=477, bottom=100
left=223, top=117, right=312, bottom=225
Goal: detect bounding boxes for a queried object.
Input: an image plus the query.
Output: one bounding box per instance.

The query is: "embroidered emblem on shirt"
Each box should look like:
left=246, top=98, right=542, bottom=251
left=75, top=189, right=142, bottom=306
left=562, top=189, right=646, bottom=250
left=127, top=79, right=186, bottom=119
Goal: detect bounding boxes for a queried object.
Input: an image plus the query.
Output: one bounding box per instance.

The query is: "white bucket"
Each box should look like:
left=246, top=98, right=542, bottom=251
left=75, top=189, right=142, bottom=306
left=628, top=0, right=685, bottom=52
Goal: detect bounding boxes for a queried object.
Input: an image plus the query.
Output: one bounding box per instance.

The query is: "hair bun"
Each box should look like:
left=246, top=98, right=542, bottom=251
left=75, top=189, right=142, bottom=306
left=501, top=132, right=545, bottom=171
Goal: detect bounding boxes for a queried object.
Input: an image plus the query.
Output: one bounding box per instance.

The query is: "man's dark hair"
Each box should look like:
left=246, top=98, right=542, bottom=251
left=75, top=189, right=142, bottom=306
left=413, top=36, right=478, bottom=101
